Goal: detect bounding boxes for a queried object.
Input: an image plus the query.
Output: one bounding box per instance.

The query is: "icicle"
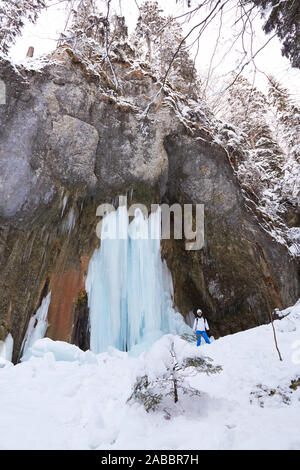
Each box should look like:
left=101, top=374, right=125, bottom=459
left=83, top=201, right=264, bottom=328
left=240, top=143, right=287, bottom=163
left=61, top=208, right=76, bottom=236
left=162, top=259, right=174, bottom=300
left=21, top=292, right=51, bottom=360
left=0, top=333, right=14, bottom=362
left=186, top=311, right=196, bottom=328
left=61, top=194, right=68, bottom=217
left=128, top=187, right=134, bottom=202
left=86, top=203, right=190, bottom=355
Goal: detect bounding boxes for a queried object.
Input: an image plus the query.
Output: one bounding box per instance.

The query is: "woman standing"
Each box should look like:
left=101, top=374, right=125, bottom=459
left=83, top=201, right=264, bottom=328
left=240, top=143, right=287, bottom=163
left=193, top=309, right=210, bottom=346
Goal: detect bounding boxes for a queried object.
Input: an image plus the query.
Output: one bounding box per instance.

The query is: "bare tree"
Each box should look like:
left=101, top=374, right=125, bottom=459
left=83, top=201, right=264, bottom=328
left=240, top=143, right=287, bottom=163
left=269, top=309, right=283, bottom=361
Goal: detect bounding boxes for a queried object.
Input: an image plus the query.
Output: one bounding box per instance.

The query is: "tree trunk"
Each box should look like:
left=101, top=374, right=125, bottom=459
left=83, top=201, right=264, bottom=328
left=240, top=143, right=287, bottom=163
left=173, top=376, right=178, bottom=403
left=269, top=310, right=283, bottom=361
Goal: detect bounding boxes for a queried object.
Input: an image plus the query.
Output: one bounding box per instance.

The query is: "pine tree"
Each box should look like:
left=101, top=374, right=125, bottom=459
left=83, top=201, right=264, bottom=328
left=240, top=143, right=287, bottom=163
left=133, top=1, right=197, bottom=95
left=159, top=16, right=197, bottom=93
left=249, top=0, right=300, bottom=69
left=128, top=341, right=222, bottom=416
left=215, top=74, right=290, bottom=225
left=108, top=15, right=133, bottom=63
left=61, top=0, right=107, bottom=59
left=111, top=15, right=128, bottom=44
left=60, top=1, right=132, bottom=90
left=267, top=76, right=300, bottom=162
left=134, top=0, right=165, bottom=63
left=267, top=76, right=300, bottom=215
left=226, top=75, right=284, bottom=178
left=0, top=0, right=46, bottom=55
left=216, top=73, right=300, bottom=231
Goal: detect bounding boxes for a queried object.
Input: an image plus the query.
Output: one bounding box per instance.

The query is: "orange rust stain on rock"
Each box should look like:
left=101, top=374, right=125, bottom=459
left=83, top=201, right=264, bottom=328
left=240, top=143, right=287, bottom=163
left=47, top=255, right=90, bottom=342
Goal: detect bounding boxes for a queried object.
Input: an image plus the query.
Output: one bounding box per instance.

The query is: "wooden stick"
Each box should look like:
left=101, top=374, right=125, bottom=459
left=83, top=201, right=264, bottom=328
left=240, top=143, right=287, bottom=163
left=269, top=310, right=283, bottom=361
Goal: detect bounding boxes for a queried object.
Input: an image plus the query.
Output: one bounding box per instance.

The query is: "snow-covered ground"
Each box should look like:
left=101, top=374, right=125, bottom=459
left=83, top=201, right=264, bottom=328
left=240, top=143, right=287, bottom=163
left=0, top=301, right=299, bottom=450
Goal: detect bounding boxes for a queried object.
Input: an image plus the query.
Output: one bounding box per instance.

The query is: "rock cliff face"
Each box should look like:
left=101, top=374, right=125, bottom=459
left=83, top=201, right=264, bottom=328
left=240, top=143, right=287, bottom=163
left=0, top=49, right=298, bottom=361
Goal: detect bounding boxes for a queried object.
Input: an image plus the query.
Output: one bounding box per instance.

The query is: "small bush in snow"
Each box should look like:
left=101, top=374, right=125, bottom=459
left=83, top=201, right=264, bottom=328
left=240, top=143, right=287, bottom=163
left=183, top=356, right=222, bottom=375
left=128, top=342, right=222, bottom=417
left=129, top=375, right=163, bottom=412
left=249, top=378, right=300, bottom=408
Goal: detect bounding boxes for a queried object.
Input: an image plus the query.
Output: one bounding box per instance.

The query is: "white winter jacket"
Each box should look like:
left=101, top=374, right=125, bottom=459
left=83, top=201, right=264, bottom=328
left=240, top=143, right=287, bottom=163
left=193, top=316, right=209, bottom=332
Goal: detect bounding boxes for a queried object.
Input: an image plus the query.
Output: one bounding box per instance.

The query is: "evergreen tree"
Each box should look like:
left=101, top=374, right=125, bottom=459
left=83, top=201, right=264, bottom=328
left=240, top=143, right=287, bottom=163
left=108, top=14, right=132, bottom=63
left=249, top=0, right=300, bottom=69
left=60, top=0, right=132, bottom=89
left=217, top=73, right=300, bottom=229
left=215, top=74, right=290, bottom=225
left=226, top=75, right=283, bottom=178
left=134, top=0, right=165, bottom=63
left=128, top=341, right=222, bottom=417
left=267, top=76, right=300, bottom=162
left=133, top=1, right=197, bottom=95
left=267, top=76, right=300, bottom=215
left=61, top=0, right=107, bottom=59
left=111, top=14, right=128, bottom=44
left=0, top=0, right=46, bottom=55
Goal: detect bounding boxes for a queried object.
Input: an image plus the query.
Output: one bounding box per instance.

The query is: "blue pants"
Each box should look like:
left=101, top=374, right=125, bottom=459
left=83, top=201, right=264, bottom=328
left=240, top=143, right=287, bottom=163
left=196, top=330, right=210, bottom=346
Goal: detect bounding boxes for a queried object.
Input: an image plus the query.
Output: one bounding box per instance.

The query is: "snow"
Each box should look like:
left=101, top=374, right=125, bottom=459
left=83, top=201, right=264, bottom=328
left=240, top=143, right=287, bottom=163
left=22, top=338, right=97, bottom=365
left=0, top=300, right=299, bottom=450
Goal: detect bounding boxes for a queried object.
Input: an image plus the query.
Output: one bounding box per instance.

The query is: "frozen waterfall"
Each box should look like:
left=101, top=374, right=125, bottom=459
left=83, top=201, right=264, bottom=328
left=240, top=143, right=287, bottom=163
left=21, top=292, right=51, bottom=361
left=86, top=202, right=189, bottom=355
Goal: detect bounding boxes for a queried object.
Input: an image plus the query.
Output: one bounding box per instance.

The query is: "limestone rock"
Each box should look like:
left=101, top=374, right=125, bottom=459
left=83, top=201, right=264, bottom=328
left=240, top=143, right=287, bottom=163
left=48, top=115, right=99, bottom=188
